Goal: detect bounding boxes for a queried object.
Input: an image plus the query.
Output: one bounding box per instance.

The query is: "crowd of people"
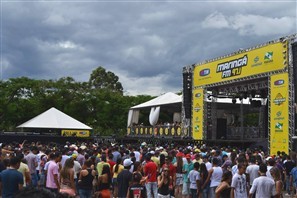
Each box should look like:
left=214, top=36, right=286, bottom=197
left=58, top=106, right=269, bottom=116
left=0, top=140, right=297, bottom=198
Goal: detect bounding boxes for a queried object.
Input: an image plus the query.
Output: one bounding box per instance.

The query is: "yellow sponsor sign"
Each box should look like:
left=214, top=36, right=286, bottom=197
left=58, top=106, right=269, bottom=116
left=192, top=88, right=204, bottom=140
left=270, top=73, right=289, bottom=155
left=61, top=130, right=90, bottom=137
left=194, top=42, right=287, bottom=86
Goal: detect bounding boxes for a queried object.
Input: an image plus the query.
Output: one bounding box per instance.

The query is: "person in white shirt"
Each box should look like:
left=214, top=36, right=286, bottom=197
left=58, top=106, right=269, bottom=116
left=245, top=156, right=259, bottom=188
left=249, top=163, right=276, bottom=198
left=231, top=162, right=248, bottom=198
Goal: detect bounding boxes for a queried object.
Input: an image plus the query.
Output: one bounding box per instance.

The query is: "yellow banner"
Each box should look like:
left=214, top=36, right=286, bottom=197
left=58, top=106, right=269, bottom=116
left=194, top=42, right=287, bottom=86
left=270, top=73, right=289, bottom=155
left=192, top=88, right=204, bottom=140
left=61, top=130, right=90, bottom=137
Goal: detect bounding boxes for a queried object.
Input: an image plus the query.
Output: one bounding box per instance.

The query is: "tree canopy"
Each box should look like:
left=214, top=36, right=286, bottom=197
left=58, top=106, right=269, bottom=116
left=0, top=67, right=154, bottom=136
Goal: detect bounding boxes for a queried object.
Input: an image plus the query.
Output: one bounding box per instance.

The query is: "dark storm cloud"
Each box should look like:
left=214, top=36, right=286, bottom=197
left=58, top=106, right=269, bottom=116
left=1, top=1, right=296, bottom=95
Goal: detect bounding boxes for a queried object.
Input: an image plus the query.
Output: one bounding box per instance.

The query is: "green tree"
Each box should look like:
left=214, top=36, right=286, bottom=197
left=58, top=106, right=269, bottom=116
left=89, top=66, right=123, bottom=94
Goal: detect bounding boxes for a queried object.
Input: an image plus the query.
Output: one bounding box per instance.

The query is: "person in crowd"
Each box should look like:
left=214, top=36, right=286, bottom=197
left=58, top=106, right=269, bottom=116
left=96, top=154, right=110, bottom=177
left=60, top=148, right=70, bottom=168
left=158, top=166, right=172, bottom=198
left=127, top=172, right=146, bottom=198
left=290, top=162, right=297, bottom=197
left=266, top=158, right=275, bottom=180
left=117, top=158, right=133, bottom=198
left=203, top=157, right=223, bottom=198
left=163, top=155, right=176, bottom=197
left=72, top=153, right=82, bottom=192
left=46, top=152, right=62, bottom=194
left=202, top=155, right=212, bottom=171
left=284, top=155, right=295, bottom=196
left=0, top=156, right=23, bottom=197
left=150, top=150, right=160, bottom=169
left=182, top=154, right=194, bottom=198
left=112, top=158, right=124, bottom=198
left=78, top=159, right=96, bottom=198
left=59, top=157, right=76, bottom=197
left=174, top=151, right=184, bottom=198
left=77, top=148, right=86, bottom=166
left=24, top=146, right=39, bottom=187
left=96, top=164, right=112, bottom=198
left=200, top=162, right=209, bottom=198
left=17, top=153, right=31, bottom=187
left=249, top=163, right=275, bottom=198
left=112, top=146, right=122, bottom=163
left=133, top=161, right=147, bottom=184
left=107, top=153, right=115, bottom=176
left=221, top=154, right=232, bottom=173
left=143, top=154, right=158, bottom=198
left=245, top=156, right=259, bottom=189
left=270, top=166, right=283, bottom=198
left=231, top=156, right=245, bottom=176
left=215, top=170, right=232, bottom=198
left=231, top=162, right=248, bottom=198
left=188, top=162, right=200, bottom=198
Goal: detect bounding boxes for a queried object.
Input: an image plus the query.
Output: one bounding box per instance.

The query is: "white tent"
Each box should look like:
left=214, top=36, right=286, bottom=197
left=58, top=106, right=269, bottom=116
left=128, top=92, right=182, bottom=127
left=17, top=107, right=92, bottom=130
left=130, top=92, right=182, bottom=109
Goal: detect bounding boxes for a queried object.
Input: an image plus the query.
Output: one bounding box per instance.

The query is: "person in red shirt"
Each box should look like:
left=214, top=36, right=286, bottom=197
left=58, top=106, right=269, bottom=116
left=143, top=154, right=158, bottom=198
left=107, top=153, right=116, bottom=177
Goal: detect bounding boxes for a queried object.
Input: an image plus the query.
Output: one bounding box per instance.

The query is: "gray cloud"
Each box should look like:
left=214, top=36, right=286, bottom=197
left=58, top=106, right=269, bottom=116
left=1, top=1, right=296, bottom=95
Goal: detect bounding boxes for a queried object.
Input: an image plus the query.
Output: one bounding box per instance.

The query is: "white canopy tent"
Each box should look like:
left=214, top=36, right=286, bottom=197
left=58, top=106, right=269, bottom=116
left=127, top=92, right=182, bottom=127
left=17, top=107, right=92, bottom=130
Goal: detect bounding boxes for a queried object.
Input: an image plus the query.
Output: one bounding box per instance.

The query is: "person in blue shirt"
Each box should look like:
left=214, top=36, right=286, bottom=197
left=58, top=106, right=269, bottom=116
left=0, top=156, right=24, bottom=198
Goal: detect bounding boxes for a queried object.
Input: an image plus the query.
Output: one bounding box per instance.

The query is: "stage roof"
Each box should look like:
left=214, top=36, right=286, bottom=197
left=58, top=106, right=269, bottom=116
left=130, top=92, right=182, bottom=109
left=17, top=107, right=92, bottom=130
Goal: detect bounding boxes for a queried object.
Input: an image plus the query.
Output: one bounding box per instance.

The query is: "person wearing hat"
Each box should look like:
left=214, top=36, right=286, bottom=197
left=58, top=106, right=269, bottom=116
left=117, top=159, right=133, bottom=198
left=182, top=154, right=194, bottom=198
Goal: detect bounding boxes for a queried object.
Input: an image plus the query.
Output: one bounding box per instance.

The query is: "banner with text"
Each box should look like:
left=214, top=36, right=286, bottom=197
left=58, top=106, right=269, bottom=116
left=194, top=41, right=287, bottom=86
left=61, top=130, right=90, bottom=137
left=192, top=88, right=204, bottom=140
left=270, top=73, right=289, bottom=155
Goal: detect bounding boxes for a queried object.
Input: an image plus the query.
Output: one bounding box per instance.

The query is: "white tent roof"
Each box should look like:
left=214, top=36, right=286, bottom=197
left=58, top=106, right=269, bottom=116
left=17, top=107, right=92, bottom=130
left=130, top=92, right=182, bottom=109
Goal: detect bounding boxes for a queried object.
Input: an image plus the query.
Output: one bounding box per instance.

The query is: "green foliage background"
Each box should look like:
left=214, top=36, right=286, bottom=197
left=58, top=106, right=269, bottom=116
left=0, top=67, right=155, bottom=137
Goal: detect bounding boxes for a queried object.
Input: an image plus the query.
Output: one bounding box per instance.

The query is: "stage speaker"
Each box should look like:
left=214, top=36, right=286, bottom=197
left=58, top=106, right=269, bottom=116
left=183, top=72, right=192, bottom=118
left=216, top=118, right=227, bottom=139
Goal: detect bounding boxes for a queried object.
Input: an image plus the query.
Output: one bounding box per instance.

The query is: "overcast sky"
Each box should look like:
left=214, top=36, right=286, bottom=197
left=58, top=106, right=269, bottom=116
left=1, top=0, right=296, bottom=96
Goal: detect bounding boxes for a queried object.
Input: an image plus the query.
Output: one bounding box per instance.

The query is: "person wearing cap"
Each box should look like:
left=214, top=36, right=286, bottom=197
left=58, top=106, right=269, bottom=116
left=150, top=150, right=160, bottom=169
left=193, top=153, right=203, bottom=165
left=143, top=154, right=158, bottom=198
left=182, top=154, right=193, bottom=198
left=117, top=159, right=133, bottom=198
